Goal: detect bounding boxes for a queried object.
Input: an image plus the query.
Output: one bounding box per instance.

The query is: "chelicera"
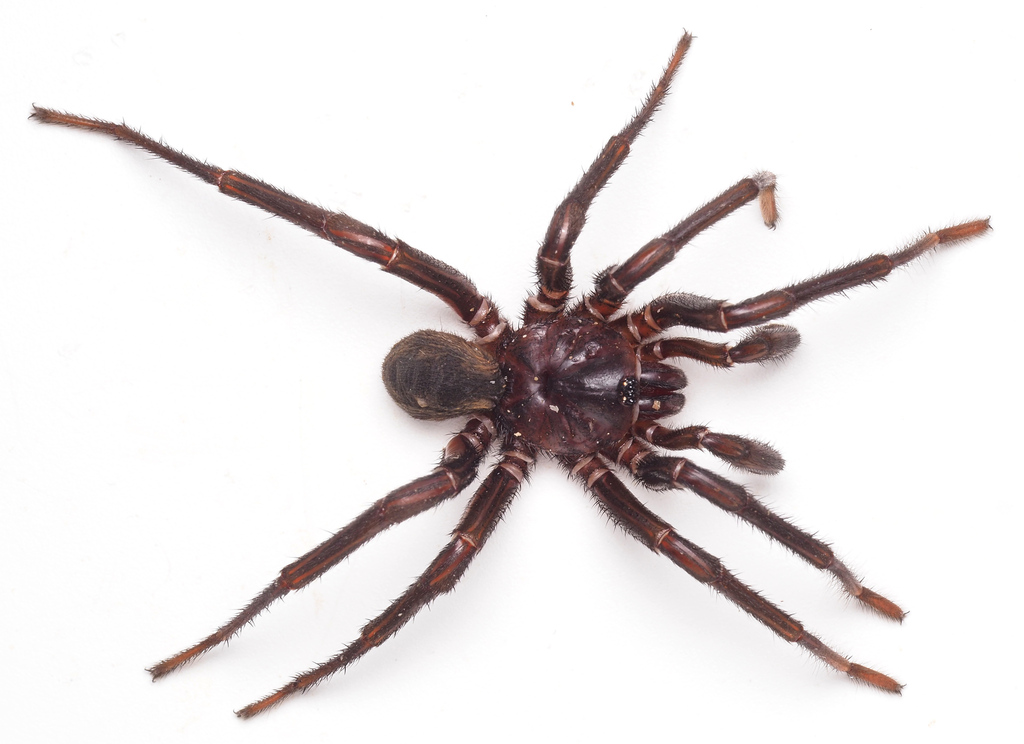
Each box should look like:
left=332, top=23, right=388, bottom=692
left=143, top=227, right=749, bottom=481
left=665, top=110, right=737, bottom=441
left=33, top=33, right=989, bottom=717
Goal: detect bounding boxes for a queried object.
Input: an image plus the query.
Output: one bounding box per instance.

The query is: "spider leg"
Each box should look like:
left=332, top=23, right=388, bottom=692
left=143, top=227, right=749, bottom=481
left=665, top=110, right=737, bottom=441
left=631, top=420, right=785, bottom=475
left=524, top=33, right=692, bottom=323
left=568, top=455, right=901, bottom=692
left=30, top=107, right=510, bottom=349
left=581, top=174, right=778, bottom=319
left=236, top=445, right=532, bottom=718
left=148, top=415, right=496, bottom=680
left=639, top=324, right=800, bottom=367
left=609, top=439, right=903, bottom=620
left=615, top=219, right=991, bottom=337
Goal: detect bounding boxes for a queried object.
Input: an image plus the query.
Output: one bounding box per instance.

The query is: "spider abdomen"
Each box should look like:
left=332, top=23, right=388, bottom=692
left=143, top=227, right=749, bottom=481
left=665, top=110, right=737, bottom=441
left=496, top=317, right=642, bottom=455
left=382, top=330, right=504, bottom=420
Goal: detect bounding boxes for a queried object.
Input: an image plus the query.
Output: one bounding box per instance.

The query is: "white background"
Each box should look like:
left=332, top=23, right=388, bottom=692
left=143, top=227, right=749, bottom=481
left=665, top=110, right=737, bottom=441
left=2, top=1, right=1019, bottom=741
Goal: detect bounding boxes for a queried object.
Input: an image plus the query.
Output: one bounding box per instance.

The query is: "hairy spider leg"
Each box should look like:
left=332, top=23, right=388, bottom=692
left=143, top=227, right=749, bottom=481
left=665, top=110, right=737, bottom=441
left=610, top=439, right=903, bottom=619
left=569, top=455, right=902, bottom=692
left=615, top=220, right=991, bottom=338
left=623, top=324, right=800, bottom=474
left=148, top=415, right=495, bottom=680
left=581, top=174, right=779, bottom=320
left=639, top=324, right=801, bottom=368
left=30, top=29, right=991, bottom=716
left=29, top=106, right=511, bottom=351
left=630, top=421, right=786, bottom=476
left=596, top=219, right=991, bottom=620
left=525, top=33, right=693, bottom=323
left=236, top=444, right=533, bottom=718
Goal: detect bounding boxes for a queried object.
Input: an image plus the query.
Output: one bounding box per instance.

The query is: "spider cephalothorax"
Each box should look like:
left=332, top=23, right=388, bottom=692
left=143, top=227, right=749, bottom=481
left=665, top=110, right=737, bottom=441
left=496, top=316, right=650, bottom=455
left=33, top=32, right=988, bottom=717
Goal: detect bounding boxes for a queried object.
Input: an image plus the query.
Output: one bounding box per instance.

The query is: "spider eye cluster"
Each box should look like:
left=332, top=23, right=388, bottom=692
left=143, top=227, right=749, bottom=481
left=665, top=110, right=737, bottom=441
left=382, top=330, right=504, bottom=421
left=618, top=376, right=638, bottom=406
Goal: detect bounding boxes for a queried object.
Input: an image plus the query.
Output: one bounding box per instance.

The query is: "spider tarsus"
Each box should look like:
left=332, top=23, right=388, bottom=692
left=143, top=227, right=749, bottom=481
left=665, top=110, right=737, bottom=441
left=893, top=218, right=992, bottom=268
left=848, top=663, right=903, bottom=694
left=31, top=106, right=126, bottom=141
left=935, top=218, right=991, bottom=245
left=30, top=105, right=74, bottom=125
left=731, top=324, right=800, bottom=364
left=753, top=171, right=778, bottom=228
left=236, top=689, right=288, bottom=719
left=701, top=432, right=785, bottom=475
left=857, top=586, right=906, bottom=623
left=799, top=634, right=902, bottom=694
left=147, top=645, right=206, bottom=680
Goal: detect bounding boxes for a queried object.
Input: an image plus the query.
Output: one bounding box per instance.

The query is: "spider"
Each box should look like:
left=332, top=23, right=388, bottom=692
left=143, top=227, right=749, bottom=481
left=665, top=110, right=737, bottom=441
left=33, top=32, right=988, bottom=718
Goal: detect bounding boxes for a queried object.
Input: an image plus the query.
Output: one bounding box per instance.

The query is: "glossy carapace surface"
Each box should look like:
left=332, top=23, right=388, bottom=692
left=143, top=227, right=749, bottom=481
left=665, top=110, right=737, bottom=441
left=497, top=317, right=637, bottom=455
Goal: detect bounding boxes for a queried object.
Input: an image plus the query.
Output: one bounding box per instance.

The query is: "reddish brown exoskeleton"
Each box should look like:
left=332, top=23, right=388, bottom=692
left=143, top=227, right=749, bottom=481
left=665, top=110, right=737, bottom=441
left=32, top=32, right=989, bottom=717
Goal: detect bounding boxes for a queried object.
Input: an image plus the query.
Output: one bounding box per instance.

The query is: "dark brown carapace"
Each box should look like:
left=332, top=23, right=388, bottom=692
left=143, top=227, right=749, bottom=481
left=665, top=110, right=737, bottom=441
left=33, top=32, right=988, bottom=717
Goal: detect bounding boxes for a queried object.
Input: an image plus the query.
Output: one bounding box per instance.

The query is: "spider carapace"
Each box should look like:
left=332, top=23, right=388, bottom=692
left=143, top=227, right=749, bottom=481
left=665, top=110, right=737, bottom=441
left=33, top=32, right=988, bottom=717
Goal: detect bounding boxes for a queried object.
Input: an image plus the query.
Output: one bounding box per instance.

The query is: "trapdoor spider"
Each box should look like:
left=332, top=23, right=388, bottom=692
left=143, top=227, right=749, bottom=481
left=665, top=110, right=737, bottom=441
left=33, top=33, right=988, bottom=717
